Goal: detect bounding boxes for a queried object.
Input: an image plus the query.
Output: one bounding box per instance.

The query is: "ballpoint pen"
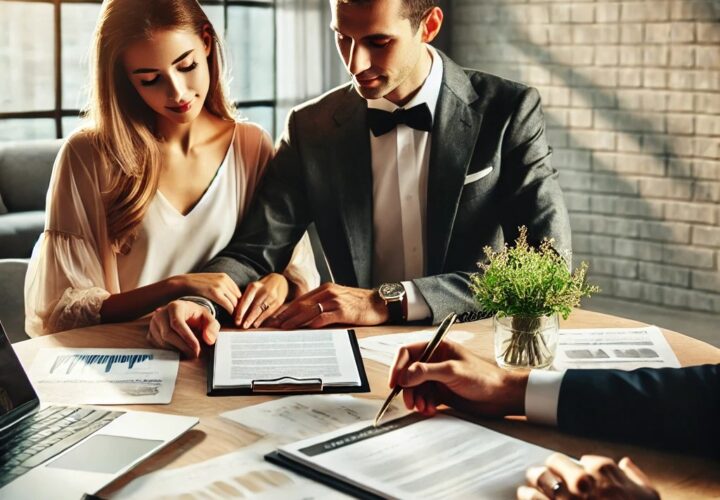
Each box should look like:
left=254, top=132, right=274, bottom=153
left=373, top=311, right=458, bottom=427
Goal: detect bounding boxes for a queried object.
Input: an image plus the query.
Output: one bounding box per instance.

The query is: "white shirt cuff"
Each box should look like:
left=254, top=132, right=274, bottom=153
left=401, top=281, right=431, bottom=321
left=525, top=369, right=565, bottom=426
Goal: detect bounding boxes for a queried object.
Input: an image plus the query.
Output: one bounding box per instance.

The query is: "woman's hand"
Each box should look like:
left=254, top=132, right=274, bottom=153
left=170, top=273, right=241, bottom=314
left=233, top=273, right=289, bottom=328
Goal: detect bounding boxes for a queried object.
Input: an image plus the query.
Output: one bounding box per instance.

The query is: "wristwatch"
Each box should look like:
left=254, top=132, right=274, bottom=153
left=378, top=282, right=406, bottom=324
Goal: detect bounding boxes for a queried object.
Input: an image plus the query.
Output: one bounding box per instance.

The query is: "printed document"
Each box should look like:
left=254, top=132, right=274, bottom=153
left=111, top=441, right=345, bottom=499
left=359, top=329, right=474, bottom=366
left=29, top=348, right=179, bottom=404
left=273, top=413, right=554, bottom=499
left=221, top=394, right=408, bottom=443
left=553, top=326, right=680, bottom=371
left=213, top=330, right=361, bottom=389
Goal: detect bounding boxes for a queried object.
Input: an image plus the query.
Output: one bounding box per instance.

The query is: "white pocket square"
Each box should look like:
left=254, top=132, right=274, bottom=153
left=464, top=167, right=494, bottom=185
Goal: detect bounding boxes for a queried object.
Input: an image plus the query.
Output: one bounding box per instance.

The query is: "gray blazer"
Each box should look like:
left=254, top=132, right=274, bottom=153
left=203, top=51, right=571, bottom=324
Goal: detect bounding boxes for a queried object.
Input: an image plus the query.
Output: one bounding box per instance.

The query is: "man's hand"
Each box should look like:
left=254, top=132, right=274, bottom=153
left=265, top=283, right=389, bottom=329
left=518, top=453, right=660, bottom=500
left=170, top=273, right=241, bottom=314
left=147, top=300, right=220, bottom=358
left=389, top=340, right=528, bottom=417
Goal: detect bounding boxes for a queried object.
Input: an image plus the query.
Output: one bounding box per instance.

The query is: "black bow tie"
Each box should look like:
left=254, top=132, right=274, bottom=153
left=367, top=103, right=433, bottom=136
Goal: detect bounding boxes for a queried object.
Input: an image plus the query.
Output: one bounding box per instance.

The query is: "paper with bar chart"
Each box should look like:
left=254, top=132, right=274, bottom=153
left=29, top=348, right=180, bottom=404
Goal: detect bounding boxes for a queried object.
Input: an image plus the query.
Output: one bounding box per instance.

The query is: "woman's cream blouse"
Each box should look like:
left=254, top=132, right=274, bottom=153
left=24, top=122, right=319, bottom=336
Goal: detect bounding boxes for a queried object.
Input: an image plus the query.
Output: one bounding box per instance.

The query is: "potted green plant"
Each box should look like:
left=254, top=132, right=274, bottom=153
left=470, top=226, right=599, bottom=370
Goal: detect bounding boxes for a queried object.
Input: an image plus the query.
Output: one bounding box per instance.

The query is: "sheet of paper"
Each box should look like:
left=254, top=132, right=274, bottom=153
left=552, top=326, right=680, bottom=371
left=277, top=413, right=553, bottom=500
left=28, top=348, right=179, bottom=405
left=111, top=441, right=346, bottom=500
left=221, top=394, right=408, bottom=443
left=213, top=329, right=360, bottom=389
left=359, top=329, right=474, bottom=366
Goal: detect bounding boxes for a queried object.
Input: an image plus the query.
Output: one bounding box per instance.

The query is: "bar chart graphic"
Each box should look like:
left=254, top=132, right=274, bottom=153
left=50, top=353, right=155, bottom=374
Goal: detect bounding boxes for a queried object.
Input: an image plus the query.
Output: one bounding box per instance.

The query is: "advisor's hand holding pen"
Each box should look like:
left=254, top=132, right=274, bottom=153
left=388, top=340, right=528, bottom=418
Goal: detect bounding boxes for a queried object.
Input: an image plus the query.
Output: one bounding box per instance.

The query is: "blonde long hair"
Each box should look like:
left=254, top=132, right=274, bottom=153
left=86, top=0, right=235, bottom=253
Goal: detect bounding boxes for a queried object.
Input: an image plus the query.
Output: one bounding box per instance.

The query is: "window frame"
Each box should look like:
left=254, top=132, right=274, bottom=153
left=0, top=0, right=277, bottom=138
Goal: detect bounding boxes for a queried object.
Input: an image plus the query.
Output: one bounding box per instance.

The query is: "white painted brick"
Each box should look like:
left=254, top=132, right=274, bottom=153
left=693, top=181, right=720, bottom=202
left=666, top=114, right=694, bottom=135
left=696, top=115, right=720, bottom=135
left=553, top=148, right=592, bottom=171
left=662, top=287, right=719, bottom=312
left=668, top=159, right=693, bottom=178
left=644, top=23, right=671, bottom=44
left=614, top=238, right=663, bottom=262
left=640, top=92, right=668, bottom=112
left=663, top=244, right=716, bottom=268
left=663, top=201, right=716, bottom=224
left=596, top=3, right=620, bottom=23
left=599, top=152, right=666, bottom=176
left=697, top=46, right=720, bottom=69
left=572, top=129, right=616, bottom=150
left=547, top=128, right=569, bottom=147
left=695, top=137, right=720, bottom=159
left=614, top=279, right=664, bottom=302
left=550, top=5, right=571, bottom=23
left=548, top=86, right=571, bottom=106
left=592, top=195, right=664, bottom=219
left=671, top=0, right=719, bottom=21
left=643, top=68, right=667, bottom=88
left=693, top=226, right=720, bottom=247
left=643, top=46, right=669, bottom=67
left=638, top=221, right=692, bottom=243
left=667, top=70, right=695, bottom=90
left=596, top=47, right=619, bottom=67
left=569, top=108, right=593, bottom=127
left=591, top=256, right=639, bottom=278
left=592, top=216, right=642, bottom=237
left=693, top=160, right=720, bottom=180
left=671, top=22, right=696, bottom=43
left=669, top=47, right=696, bottom=68
left=640, top=133, right=668, bottom=154
left=668, top=136, right=695, bottom=156
left=620, top=24, right=644, bottom=44
left=693, top=70, right=720, bottom=91
left=618, top=68, right=642, bottom=88
left=622, top=1, right=670, bottom=22
left=639, top=262, right=691, bottom=286
left=667, top=92, right=694, bottom=111
left=569, top=214, right=593, bottom=232
left=593, top=90, right=618, bottom=109
left=692, top=271, right=720, bottom=293
left=572, top=46, right=595, bottom=66
left=617, top=133, right=643, bottom=152
left=564, top=192, right=591, bottom=211
left=548, top=25, right=573, bottom=44
left=697, top=22, right=720, bottom=43
left=638, top=178, right=693, bottom=199
left=695, top=93, right=720, bottom=114
left=570, top=4, right=594, bottom=23
left=591, top=172, right=639, bottom=195
left=558, top=170, right=592, bottom=191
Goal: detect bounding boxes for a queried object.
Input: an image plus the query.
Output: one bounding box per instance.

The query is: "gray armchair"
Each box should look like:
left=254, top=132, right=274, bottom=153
left=0, top=259, right=30, bottom=343
left=0, top=139, right=62, bottom=258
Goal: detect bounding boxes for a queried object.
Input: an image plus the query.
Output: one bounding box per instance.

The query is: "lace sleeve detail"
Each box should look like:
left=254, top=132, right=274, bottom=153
left=47, top=286, right=111, bottom=333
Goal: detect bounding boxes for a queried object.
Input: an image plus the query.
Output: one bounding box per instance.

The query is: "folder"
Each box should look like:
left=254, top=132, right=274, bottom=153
left=206, top=329, right=370, bottom=396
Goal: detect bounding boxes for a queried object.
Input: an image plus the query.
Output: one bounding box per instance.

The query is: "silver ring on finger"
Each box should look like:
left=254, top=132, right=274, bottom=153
left=317, top=302, right=324, bottom=315
left=260, top=302, right=269, bottom=312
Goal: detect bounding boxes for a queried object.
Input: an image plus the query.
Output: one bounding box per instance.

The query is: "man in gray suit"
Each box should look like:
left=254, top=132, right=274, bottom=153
left=148, top=0, right=571, bottom=355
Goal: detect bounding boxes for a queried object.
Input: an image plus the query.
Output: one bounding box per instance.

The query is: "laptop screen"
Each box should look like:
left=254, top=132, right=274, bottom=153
left=0, top=322, right=39, bottom=426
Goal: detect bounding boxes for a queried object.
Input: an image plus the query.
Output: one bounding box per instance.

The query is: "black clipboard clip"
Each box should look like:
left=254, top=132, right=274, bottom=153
left=251, top=376, right=324, bottom=393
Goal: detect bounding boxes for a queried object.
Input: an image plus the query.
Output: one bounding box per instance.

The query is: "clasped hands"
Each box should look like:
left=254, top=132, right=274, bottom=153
left=148, top=279, right=389, bottom=358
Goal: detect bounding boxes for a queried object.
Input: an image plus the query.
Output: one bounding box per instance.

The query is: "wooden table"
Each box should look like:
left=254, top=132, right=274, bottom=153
left=13, top=309, right=720, bottom=498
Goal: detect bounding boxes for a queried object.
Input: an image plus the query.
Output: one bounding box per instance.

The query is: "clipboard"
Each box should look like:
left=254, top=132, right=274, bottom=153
left=206, top=329, right=370, bottom=396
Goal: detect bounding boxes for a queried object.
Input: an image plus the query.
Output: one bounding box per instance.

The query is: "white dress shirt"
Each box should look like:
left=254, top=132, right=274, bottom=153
left=525, top=369, right=566, bottom=426
left=367, top=45, right=443, bottom=321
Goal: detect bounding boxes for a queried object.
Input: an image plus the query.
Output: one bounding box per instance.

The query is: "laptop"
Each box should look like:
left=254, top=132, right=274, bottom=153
left=0, top=322, right=198, bottom=500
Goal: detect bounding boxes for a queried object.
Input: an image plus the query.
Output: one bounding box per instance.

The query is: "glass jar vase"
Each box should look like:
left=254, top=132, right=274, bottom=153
left=494, top=314, right=559, bottom=370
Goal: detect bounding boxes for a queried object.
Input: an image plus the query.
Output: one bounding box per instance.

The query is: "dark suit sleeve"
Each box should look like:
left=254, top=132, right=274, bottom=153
left=557, top=364, right=720, bottom=457
left=202, top=111, right=312, bottom=288
left=412, top=87, right=571, bottom=324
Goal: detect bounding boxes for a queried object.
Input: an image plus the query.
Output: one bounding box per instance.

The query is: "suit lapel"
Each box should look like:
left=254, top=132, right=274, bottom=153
left=332, top=88, right=374, bottom=288
left=426, top=53, right=483, bottom=275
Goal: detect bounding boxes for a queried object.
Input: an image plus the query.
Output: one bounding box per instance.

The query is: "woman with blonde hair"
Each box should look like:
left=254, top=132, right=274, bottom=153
left=24, top=0, right=318, bottom=347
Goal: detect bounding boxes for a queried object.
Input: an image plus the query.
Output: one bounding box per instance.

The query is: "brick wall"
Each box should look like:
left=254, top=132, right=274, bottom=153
left=450, top=0, right=720, bottom=314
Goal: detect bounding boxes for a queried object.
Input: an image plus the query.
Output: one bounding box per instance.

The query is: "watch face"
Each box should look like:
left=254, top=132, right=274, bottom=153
left=379, top=282, right=405, bottom=300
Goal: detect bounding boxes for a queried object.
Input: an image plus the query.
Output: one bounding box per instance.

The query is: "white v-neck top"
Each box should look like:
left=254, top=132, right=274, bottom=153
left=117, top=134, right=238, bottom=290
